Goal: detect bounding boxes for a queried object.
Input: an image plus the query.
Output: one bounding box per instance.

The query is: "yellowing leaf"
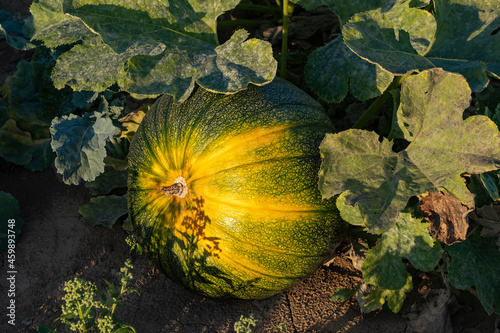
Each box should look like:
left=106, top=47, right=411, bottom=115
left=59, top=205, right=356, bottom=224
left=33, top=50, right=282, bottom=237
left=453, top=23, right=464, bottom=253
left=119, top=110, right=146, bottom=142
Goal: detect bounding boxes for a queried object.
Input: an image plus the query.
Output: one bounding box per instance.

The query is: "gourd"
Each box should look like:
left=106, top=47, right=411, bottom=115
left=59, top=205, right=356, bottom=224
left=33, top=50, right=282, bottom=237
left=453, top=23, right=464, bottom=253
left=127, top=77, right=346, bottom=299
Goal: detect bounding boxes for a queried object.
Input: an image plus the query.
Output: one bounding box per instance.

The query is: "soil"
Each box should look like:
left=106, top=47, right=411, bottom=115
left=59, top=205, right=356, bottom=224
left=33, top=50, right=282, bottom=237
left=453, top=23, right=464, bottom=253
left=1, top=1, right=499, bottom=332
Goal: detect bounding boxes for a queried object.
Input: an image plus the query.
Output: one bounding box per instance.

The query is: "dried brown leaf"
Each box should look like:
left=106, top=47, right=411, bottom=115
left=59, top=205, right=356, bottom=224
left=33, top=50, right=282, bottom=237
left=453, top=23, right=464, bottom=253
left=418, top=192, right=473, bottom=245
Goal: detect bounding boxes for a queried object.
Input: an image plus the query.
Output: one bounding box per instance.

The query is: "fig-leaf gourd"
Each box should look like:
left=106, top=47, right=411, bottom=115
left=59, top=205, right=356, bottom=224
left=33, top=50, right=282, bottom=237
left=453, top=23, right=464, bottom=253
left=128, top=78, right=346, bottom=299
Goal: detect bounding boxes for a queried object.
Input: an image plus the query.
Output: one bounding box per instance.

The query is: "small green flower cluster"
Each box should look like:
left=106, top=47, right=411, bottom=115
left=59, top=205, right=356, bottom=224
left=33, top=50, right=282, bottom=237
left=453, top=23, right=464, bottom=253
left=37, top=259, right=138, bottom=333
left=234, top=314, right=258, bottom=333
left=59, top=278, right=100, bottom=332
left=125, top=235, right=143, bottom=255
left=96, top=314, right=114, bottom=333
left=118, top=259, right=133, bottom=288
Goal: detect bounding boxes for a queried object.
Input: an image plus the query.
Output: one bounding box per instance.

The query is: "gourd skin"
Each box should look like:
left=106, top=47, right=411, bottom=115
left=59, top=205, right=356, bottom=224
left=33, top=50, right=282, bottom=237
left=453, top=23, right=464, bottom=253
left=128, top=78, right=346, bottom=299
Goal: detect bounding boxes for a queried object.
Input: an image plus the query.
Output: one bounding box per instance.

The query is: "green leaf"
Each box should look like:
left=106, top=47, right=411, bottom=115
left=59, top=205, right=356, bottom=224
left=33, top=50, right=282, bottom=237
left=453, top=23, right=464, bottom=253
left=447, top=231, right=500, bottom=315
left=299, top=0, right=432, bottom=102
left=78, top=195, right=128, bottom=228
left=0, top=119, right=55, bottom=171
left=50, top=111, right=119, bottom=185
left=86, top=169, right=128, bottom=196
left=331, top=288, right=356, bottom=301
left=4, top=47, right=96, bottom=136
left=335, top=190, right=366, bottom=226
left=475, top=84, right=500, bottom=118
left=362, top=212, right=442, bottom=290
left=343, top=0, right=500, bottom=92
left=358, top=275, right=413, bottom=313
left=0, top=192, right=24, bottom=252
left=319, top=69, right=500, bottom=232
left=0, top=10, right=35, bottom=50
left=30, top=0, right=277, bottom=103
left=305, top=37, right=393, bottom=103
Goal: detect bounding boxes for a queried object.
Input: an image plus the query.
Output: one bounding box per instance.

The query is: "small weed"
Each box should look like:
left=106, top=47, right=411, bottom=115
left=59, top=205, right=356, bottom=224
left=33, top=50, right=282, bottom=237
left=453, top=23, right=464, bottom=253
left=234, top=313, right=258, bottom=333
left=37, top=259, right=138, bottom=333
left=277, top=322, right=287, bottom=332
left=125, top=235, right=143, bottom=256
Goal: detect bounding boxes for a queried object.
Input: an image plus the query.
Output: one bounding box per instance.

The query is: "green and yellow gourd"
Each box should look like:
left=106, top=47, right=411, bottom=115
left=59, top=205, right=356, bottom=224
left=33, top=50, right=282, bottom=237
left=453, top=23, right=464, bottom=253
left=128, top=77, right=346, bottom=299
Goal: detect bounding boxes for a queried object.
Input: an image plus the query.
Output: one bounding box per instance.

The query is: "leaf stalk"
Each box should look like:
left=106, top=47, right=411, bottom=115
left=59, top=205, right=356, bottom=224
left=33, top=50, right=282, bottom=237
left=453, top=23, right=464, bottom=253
left=352, top=74, right=409, bottom=129
left=280, top=0, right=290, bottom=79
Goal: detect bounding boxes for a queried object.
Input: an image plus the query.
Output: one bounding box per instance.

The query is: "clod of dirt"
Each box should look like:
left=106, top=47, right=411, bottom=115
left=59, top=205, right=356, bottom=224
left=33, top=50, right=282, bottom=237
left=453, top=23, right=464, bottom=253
left=418, top=192, right=473, bottom=245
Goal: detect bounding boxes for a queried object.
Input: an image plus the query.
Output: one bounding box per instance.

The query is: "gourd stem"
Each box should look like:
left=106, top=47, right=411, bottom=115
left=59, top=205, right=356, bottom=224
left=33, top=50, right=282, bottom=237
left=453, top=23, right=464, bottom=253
left=352, top=74, right=409, bottom=130
left=158, top=177, right=188, bottom=198
left=159, top=183, right=185, bottom=197
left=280, top=0, right=289, bottom=79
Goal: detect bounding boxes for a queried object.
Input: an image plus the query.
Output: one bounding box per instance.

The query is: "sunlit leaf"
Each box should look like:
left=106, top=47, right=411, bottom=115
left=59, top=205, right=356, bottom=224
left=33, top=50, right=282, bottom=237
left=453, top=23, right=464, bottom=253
left=362, top=212, right=442, bottom=290
left=343, top=0, right=500, bottom=92
left=319, top=69, right=500, bottom=232
left=30, top=0, right=277, bottom=102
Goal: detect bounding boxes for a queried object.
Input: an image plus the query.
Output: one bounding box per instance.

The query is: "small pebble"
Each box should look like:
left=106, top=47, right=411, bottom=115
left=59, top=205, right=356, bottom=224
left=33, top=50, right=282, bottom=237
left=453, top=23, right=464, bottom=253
left=21, top=317, right=33, bottom=326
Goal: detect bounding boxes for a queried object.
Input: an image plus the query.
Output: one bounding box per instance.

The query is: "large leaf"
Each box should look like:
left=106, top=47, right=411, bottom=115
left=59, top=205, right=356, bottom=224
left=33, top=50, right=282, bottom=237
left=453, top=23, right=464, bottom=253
left=50, top=111, right=119, bottom=185
left=0, top=10, right=35, bottom=50
left=78, top=195, right=128, bottom=228
left=300, top=0, right=434, bottom=102
left=86, top=169, right=128, bottom=196
left=447, top=230, right=500, bottom=315
left=30, top=0, right=277, bottom=103
left=343, top=0, right=500, bottom=92
left=362, top=212, right=442, bottom=290
left=3, top=46, right=96, bottom=138
left=319, top=69, right=500, bottom=232
left=0, top=119, right=55, bottom=171
left=304, top=37, right=393, bottom=103
left=0, top=192, right=24, bottom=252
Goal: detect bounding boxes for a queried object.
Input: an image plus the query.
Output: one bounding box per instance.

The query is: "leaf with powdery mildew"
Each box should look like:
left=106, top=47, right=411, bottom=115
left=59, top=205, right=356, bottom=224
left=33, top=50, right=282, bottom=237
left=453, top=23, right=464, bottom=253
left=356, top=276, right=413, bottom=314
left=50, top=111, right=119, bottom=185
left=302, top=0, right=433, bottom=102
left=305, top=37, right=393, bottom=103
left=362, top=212, right=442, bottom=290
left=343, top=0, right=500, bottom=92
left=319, top=69, right=500, bottom=232
left=30, top=0, right=276, bottom=103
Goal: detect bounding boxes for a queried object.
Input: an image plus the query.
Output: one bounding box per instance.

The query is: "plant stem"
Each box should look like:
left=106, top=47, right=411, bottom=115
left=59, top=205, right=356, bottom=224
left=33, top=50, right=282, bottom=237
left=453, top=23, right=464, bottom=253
left=280, top=0, right=289, bottom=79
left=77, top=302, right=87, bottom=333
left=352, top=74, right=409, bottom=129
left=109, top=137, right=126, bottom=159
